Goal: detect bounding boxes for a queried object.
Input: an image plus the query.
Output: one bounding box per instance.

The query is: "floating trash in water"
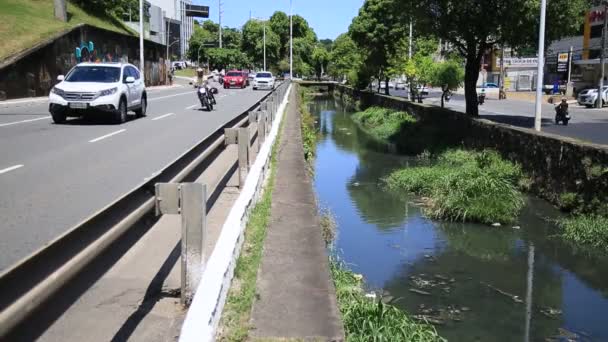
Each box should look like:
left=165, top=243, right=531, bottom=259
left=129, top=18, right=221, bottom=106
left=512, top=226, right=521, bottom=230
left=540, top=307, right=562, bottom=319
left=409, top=288, right=431, bottom=296
left=491, top=222, right=502, bottom=227
left=352, top=182, right=360, bottom=187
left=365, top=292, right=377, bottom=299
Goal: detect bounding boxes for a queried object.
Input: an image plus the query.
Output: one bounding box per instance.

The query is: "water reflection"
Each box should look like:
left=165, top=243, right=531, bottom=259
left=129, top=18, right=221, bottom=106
left=311, top=96, right=608, bottom=342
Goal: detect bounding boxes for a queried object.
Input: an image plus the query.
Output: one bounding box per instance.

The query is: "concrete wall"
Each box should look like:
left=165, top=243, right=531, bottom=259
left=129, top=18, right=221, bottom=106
left=0, top=24, right=168, bottom=101
left=332, top=84, right=608, bottom=206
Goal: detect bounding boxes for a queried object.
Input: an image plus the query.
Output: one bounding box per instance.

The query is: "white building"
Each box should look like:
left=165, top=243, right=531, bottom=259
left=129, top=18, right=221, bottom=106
left=147, top=0, right=194, bottom=58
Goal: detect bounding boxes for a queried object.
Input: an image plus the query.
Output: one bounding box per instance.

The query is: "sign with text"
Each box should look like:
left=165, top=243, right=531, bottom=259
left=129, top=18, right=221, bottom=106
left=557, top=52, right=569, bottom=72
left=185, top=5, right=209, bottom=18
left=495, top=57, right=538, bottom=68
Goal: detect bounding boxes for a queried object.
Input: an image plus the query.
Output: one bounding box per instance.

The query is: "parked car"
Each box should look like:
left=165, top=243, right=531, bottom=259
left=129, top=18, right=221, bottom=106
left=417, top=85, right=429, bottom=96
left=223, top=70, right=247, bottom=88
left=253, top=71, right=275, bottom=90
left=395, top=82, right=407, bottom=90
left=49, top=62, right=146, bottom=124
left=577, top=87, right=608, bottom=108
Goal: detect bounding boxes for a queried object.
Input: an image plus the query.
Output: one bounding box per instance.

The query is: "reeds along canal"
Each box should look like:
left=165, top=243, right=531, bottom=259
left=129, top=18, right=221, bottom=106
left=309, top=96, right=608, bottom=342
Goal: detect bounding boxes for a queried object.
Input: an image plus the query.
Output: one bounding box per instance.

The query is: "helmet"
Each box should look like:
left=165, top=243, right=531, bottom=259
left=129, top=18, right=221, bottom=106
left=561, top=98, right=567, bottom=102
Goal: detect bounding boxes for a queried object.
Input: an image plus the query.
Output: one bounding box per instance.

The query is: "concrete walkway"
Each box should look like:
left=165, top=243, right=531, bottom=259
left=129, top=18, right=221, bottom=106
left=249, top=88, right=344, bottom=341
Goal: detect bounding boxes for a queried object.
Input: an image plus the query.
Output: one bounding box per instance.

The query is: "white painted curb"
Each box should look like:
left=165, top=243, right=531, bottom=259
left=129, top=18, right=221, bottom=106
left=179, top=84, right=292, bottom=342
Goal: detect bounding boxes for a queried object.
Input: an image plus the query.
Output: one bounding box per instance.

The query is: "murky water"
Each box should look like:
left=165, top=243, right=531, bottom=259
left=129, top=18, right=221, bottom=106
left=311, top=97, right=608, bottom=342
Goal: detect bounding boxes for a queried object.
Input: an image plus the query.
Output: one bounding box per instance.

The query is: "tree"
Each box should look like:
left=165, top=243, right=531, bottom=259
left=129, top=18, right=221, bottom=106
left=328, top=33, right=362, bottom=83
left=242, top=19, right=281, bottom=69
left=404, top=54, right=434, bottom=102
left=206, top=48, right=250, bottom=70
left=415, top=0, right=588, bottom=116
left=269, top=11, right=291, bottom=58
left=349, top=0, right=407, bottom=94
left=312, top=45, right=330, bottom=79
left=319, top=39, right=333, bottom=51
left=431, top=60, right=465, bottom=108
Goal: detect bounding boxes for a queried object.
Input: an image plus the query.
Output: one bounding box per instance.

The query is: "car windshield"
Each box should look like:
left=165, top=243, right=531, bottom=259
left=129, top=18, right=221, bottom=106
left=256, top=73, right=272, bottom=78
left=226, top=72, right=241, bottom=76
left=65, top=66, right=121, bottom=83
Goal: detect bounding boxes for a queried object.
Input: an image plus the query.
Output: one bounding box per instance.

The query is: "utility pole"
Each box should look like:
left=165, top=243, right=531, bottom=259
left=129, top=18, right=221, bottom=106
left=219, top=0, right=223, bottom=48
left=139, top=0, right=145, bottom=83
left=408, top=20, right=413, bottom=59
left=598, top=2, right=608, bottom=108
left=533, top=0, right=547, bottom=132
left=290, top=0, right=293, bottom=78
left=566, top=46, right=574, bottom=96
left=54, top=0, right=67, bottom=22
left=263, top=21, right=266, bottom=70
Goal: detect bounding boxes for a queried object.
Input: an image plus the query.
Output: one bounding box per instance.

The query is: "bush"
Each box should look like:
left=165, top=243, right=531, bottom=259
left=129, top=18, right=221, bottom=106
left=299, top=86, right=318, bottom=162
left=330, top=258, right=444, bottom=342
left=385, top=149, right=525, bottom=224
left=559, top=215, right=608, bottom=251
left=352, top=107, right=417, bottom=141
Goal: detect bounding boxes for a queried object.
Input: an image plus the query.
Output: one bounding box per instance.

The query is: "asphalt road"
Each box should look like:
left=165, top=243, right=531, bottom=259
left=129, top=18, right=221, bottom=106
left=0, top=80, right=271, bottom=271
left=390, top=89, right=608, bottom=145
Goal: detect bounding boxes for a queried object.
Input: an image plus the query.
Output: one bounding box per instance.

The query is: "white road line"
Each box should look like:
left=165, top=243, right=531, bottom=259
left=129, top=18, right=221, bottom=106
left=148, top=91, right=193, bottom=102
left=152, top=112, right=175, bottom=121
left=185, top=104, right=198, bottom=110
left=0, top=164, right=24, bottom=175
left=0, top=116, right=51, bottom=127
left=89, top=129, right=126, bottom=143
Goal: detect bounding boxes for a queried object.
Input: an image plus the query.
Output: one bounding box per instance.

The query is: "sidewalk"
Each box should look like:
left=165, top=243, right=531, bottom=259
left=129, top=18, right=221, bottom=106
left=249, top=88, right=344, bottom=340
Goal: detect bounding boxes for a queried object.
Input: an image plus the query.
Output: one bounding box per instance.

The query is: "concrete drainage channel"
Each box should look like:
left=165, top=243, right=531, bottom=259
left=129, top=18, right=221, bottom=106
left=0, top=81, right=292, bottom=341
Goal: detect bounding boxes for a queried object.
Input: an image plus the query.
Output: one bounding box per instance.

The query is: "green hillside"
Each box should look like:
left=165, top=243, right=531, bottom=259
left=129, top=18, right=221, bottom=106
left=0, top=0, right=134, bottom=61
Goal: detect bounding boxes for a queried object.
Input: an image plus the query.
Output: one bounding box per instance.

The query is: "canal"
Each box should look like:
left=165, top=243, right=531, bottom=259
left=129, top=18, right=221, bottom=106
left=310, top=96, right=608, bottom=342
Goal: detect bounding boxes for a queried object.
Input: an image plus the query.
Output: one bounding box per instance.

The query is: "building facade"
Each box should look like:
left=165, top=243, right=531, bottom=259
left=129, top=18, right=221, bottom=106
left=147, top=0, right=194, bottom=59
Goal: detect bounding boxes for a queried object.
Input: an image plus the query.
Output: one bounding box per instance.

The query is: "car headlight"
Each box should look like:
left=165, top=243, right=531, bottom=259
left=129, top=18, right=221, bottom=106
left=98, top=87, right=118, bottom=97
left=52, top=87, right=65, bottom=98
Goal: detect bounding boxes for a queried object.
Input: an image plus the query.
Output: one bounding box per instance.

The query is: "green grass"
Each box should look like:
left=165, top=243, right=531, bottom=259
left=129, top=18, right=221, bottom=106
left=0, top=0, right=134, bottom=60
left=558, top=215, right=608, bottom=251
left=385, top=149, right=526, bottom=225
left=352, top=107, right=417, bottom=141
left=174, top=68, right=197, bottom=78
left=299, top=86, right=319, bottom=163
left=330, top=257, right=444, bottom=342
left=216, top=123, right=281, bottom=341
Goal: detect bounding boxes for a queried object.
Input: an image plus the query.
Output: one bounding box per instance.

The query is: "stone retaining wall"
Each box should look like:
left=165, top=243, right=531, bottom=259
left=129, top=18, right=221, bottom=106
left=0, top=24, right=168, bottom=101
left=333, top=84, right=608, bottom=207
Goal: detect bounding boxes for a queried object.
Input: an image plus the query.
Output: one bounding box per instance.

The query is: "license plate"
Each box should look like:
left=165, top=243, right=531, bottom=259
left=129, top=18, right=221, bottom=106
left=69, top=102, right=88, bottom=109
left=230, top=81, right=235, bottom=84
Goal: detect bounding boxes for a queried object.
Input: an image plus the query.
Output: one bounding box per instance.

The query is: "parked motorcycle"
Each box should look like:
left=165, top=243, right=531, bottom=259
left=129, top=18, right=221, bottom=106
left=198, top=85, right=214, bottom=111
left=555, top=100, right=570, bottom=125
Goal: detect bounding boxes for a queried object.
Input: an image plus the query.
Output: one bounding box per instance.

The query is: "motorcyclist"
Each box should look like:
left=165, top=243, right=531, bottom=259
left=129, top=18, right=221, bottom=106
left=478, top=88, right=486, bottom=105
left=557, top=98, right=569, bottom=114
left=196, top=67, right=204, bottom=87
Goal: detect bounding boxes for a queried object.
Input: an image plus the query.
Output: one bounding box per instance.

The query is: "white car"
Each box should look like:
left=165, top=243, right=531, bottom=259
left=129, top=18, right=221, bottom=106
left=49, top=62, right=147, bottom=124
left=252, top=71, right=275, bottom=90
left=577, top=87, right=608, bottom=108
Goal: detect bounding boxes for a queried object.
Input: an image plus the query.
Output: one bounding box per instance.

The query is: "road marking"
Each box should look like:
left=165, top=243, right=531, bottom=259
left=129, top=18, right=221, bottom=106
left=185, top=104, right=198, bottom=110
left=152, top=112, right=175, bottom=121
left=148, top=91, right=193, bottom=102
left=0, top=116, right=51, bottom=127
left=89, top=129, right=126, bottom=143
left=0, top=164, right=24, bottom=175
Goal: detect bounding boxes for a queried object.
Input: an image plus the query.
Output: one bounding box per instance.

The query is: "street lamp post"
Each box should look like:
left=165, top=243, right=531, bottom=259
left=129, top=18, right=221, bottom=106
left=252, top=17, right=268, bottom=71
left=533, top=0, right=547, bottom=132
left=290, top=0, right=293, bottom=78
left=139, top=0, right=145, bottom=83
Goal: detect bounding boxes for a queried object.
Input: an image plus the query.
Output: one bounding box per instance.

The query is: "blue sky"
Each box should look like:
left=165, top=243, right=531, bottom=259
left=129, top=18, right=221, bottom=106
left=192, top=0, right=364, bottom=40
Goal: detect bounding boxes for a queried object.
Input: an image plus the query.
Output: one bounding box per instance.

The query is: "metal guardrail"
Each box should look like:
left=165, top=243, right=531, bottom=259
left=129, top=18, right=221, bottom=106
left=0, top=80, right=290, bottom=338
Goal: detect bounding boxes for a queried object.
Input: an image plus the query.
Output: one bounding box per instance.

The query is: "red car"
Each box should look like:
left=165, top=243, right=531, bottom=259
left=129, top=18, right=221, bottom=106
left=223, top=70, right=247, bottom=89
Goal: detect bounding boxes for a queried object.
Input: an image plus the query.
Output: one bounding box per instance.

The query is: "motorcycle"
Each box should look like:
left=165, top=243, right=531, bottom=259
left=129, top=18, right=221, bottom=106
left=197, top=85, right=214, bottom=111
left=445, top=90, right=452, bottom=102
left=478, top=92, right=486, bottom=105
left=554, top=105, right=570, bottom=125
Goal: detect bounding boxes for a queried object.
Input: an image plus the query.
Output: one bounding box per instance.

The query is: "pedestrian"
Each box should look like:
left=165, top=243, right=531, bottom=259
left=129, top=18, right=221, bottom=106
left=168, top=67, right=174, bottom=86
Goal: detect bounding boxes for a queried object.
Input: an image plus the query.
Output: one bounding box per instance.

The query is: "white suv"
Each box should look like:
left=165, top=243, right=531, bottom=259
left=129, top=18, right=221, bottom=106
left=49, top=62, right=147, bottom=124
left=252, top=71, right=275, bottom=90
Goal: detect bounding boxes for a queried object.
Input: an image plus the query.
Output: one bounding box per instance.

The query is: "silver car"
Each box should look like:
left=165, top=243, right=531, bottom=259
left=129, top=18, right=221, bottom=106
left=577, top=87, right=608, bottom=108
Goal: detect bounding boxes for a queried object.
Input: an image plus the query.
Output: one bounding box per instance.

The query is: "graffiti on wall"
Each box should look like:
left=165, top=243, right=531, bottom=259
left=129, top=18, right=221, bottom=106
left=75, top=41, right=125, bottom=63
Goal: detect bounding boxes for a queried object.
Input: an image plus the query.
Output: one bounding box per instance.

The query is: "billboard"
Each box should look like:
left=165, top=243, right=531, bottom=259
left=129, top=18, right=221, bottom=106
left=185, top=4, right=209, bottom=18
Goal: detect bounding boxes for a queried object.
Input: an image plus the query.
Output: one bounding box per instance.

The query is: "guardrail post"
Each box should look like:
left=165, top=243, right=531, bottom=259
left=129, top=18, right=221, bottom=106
left=258, top=111, right=266, bottom=149
left=248, top=111, right=257, bottom=125
left=155, top=183, right=207, bottom=305
left=260, top=102, right=268, bottom=112
left=238, top=127, right=250, bottom=187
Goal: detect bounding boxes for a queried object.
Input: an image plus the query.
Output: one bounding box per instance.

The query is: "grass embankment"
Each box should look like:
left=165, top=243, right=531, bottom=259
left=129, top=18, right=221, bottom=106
left=557, top=192, right=608, bottom=251
left=352, top=106, right=417, bottom=141
left=0, top=0, right=134, bottom=60
left=385, top=149, right=526, bottom=225
left=174, top=68, right=197, bottom=78
left=216, top=127, right=281, bottom=341
left=299, top=86, right=319, bottom=163
left=330, top=258, right=444, bottom=342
